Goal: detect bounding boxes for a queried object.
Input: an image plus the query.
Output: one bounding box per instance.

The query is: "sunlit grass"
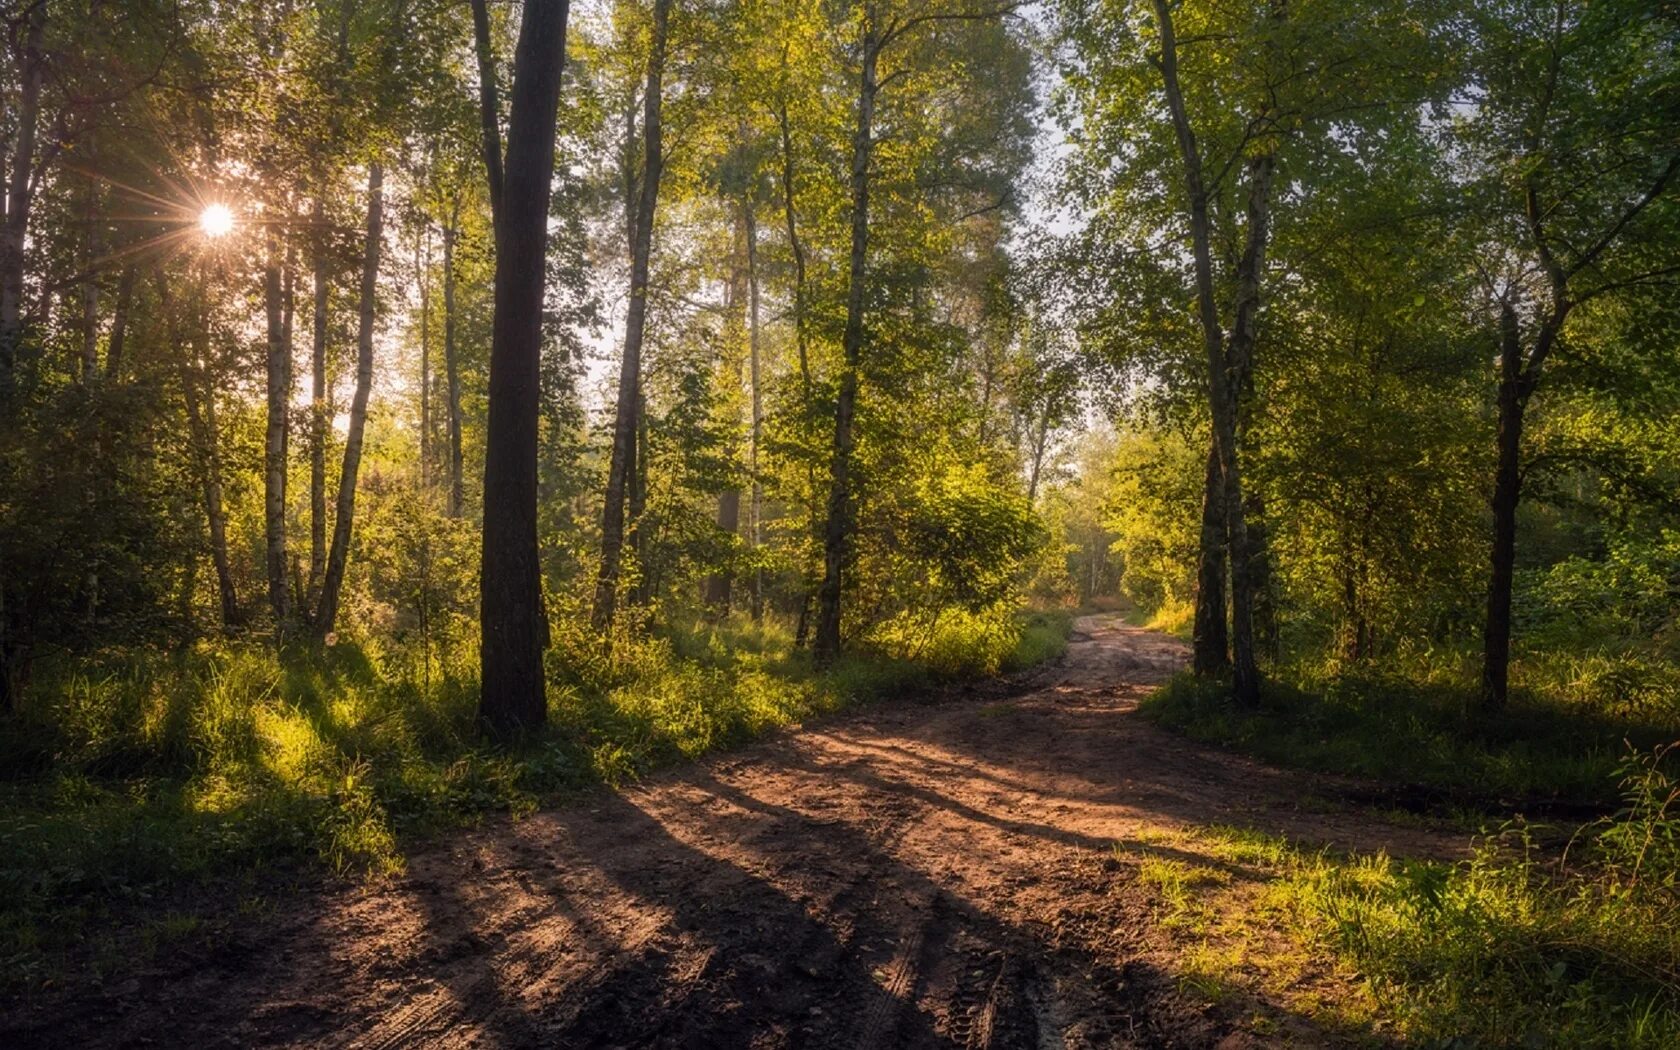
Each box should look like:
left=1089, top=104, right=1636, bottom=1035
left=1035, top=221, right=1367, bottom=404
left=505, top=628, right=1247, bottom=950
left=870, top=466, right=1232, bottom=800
left=1140, top=651, right=1677, bottom=805
left=0, top=607, right=1072, bottom=989
left=1115, top=753, right=1680, bottom=1047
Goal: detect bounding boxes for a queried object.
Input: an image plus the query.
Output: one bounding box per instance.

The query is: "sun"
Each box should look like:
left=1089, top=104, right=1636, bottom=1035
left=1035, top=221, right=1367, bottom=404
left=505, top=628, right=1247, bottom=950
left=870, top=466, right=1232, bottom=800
left=199, top=203, right=235, bottom=238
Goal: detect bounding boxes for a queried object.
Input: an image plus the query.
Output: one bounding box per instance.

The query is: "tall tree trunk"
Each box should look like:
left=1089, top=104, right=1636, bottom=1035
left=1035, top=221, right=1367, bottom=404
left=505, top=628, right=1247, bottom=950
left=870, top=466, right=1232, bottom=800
left=79, top=178, right=101, bottom=381
left=263, top=228, right=292, bottom=632
left=813, top=28, right=879, bottom=665
left=776, top=91, right=819, bottom=637
left=314, top=164, right=385, bottom=639
left=1481, top=299, right=1528, bottom=710
left=593, top=0, right=670, bottom=632
left=469, top=0, right=506, bottom=221
left=1152, top=0, right=1260, bottom=705
left=1226, top=152, right=1277, bottom=666
left=175, top=289, right=241, bottom=631
left=443, top=207, right=465, bottom=517
left=1026, top=398, right=1051, bottom=502
left=308, top=195, right=330, bottom=606
left=104, top=266, right=137, bottom=380
left=628, top=388, right=650, bottom=606
left=706, top=205, right=751, bottom=612
left=479, top=0, right=572, bottom=736
left=417, top=230, right=431, bottom=489
left=746, top=202, right=764, bottom=622
left=1191, top=442, right=1229, bottom=673
left=0, top=2, right=44, bottom=390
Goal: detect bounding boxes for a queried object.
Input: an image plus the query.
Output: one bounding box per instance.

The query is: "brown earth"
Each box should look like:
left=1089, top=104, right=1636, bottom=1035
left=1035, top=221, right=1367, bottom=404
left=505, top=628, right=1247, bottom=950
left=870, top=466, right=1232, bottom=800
left=0, top=615, right=1461, bottom=1048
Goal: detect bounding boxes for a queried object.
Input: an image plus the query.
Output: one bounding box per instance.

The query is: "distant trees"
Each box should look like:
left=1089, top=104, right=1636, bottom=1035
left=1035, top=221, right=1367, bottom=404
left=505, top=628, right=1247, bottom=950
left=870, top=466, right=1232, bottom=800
left=1051, top=0, right=1679, bottom=698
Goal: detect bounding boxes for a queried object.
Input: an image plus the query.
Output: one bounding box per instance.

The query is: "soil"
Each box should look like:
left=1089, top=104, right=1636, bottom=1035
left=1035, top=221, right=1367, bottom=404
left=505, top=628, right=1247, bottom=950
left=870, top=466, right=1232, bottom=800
left=0, top=615, right=1462, bottom=1048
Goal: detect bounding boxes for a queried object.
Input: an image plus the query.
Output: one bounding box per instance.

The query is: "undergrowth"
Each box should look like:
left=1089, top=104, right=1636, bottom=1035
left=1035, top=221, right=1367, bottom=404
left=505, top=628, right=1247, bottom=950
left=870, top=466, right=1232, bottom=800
left=0, top=608, right=1071, bottom=990
left=1140, top=651, right=1677, bottom=805
left=1119, top=745, right=1680, bottom=1047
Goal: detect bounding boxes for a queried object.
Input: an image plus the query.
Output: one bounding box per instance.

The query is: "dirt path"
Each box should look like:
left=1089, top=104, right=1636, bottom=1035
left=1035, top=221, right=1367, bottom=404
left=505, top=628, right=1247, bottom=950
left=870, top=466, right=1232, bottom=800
left=2, top=616, right=1459, bottom=1048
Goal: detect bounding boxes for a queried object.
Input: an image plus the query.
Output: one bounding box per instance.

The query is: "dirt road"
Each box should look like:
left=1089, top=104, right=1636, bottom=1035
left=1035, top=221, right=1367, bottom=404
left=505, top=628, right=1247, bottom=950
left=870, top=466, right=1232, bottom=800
left=3, top=616, right=1455, bottom=1048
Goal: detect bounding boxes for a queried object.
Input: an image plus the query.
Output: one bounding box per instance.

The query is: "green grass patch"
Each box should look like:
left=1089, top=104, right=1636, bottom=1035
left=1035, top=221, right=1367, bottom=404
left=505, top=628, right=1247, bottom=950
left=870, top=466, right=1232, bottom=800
left=0, top=607, right=1072, bottom=990
left=1140, top=657, right=1677, bottom=805
left=1117, top=748, right=1680, bottom=1046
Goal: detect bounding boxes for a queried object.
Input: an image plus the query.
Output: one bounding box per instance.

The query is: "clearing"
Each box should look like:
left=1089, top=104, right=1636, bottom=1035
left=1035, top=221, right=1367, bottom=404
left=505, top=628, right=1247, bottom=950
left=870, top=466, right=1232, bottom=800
left=2, top=615, right=1460, bottom=1048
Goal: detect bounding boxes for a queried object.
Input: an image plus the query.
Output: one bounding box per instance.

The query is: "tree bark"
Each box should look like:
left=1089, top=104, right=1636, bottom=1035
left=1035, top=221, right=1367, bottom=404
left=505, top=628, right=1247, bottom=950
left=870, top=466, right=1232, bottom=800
left=1152, top=0, right=1260, bottom=705
left=417, top=230, right=431, bottom=489
left=746, top=202, right=764, bottom=622
left=813, top=24, right=879, bottom=666
left=104, top=266, right=137, bottom=380
left=593, top=0, right=671, bottom=632
left=1226, top=152, right=1278, bottom=665
left=469, top=0, right=506, bottom=221
left=308, top=195, right=330, bottom=606
left=314, top=163, right=384, bottom=639
left=443, top=206, right=465, bottom=517
left=174, top=287, right=241, bottom=631
left=706, top=205, right=752, bottom=612
left=0, top=1, right=45, bottom=390
left=479, top=0, right=572, bottom=736
left=1191, top=441, right=1229, bottom=673
left=1481, top=299, right=1528, bottom=710
left=263, top=228, right=292, bottom=632
left=79, top=179, right=101, bottom=381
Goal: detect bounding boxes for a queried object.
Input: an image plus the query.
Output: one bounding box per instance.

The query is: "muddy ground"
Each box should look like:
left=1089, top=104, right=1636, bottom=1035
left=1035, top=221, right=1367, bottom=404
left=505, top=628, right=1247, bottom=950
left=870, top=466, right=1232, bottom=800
left=1, top=615, right=1460, bottom=1048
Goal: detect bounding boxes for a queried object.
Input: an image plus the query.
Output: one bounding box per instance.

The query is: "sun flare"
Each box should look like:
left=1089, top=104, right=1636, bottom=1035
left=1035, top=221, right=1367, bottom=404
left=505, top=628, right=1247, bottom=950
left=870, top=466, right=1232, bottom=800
left=199, top=203, right=235, bottom=238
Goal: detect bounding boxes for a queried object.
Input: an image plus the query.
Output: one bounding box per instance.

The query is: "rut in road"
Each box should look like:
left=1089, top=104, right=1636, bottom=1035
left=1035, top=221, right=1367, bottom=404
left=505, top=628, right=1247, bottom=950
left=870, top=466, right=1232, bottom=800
left=1, top=615, right=1455, bottom=1048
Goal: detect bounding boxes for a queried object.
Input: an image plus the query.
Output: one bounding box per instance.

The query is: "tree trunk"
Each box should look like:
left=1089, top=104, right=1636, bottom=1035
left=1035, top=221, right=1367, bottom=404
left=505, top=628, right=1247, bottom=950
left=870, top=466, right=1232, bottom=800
left=469, top=0, right=505, bottom=221
left=417, top=230, right=431, bottom=489
left=1026, top=399, right=1051, bottom=503
left=593, top=0, right=670, bottom=632
left=263, top=229, right=292, bottom=632
left=79, top=180, right=101, bottom=381
left=1227, top=152, right=1278, bottom=665
left=0, top=2, right=45, bottom=390
left=443, top=209, right=465, bottom=517
left=314, top=164, right=384, bottom=639
left=1481, top=300, right=1527, bottom=710
left=175, top=289, right=241, bottom=631
left=813, top=29, right=879, bottom=666
left=1191, top=441, right=1229, bottom=673
left=479, top=0, right=572, bottom=737
left=628, top=388, right=650, bottom=606
left=308, top=195, right=330, bottom=606
left=706, top=205, right=751, bottom=612
left=1152, top=0, right=1260, bottom=705
left=776, top=91, right=819, bottom=636
left=746, top=202, right=764, bottom=622
left=104, top=266, right=137, bottom=380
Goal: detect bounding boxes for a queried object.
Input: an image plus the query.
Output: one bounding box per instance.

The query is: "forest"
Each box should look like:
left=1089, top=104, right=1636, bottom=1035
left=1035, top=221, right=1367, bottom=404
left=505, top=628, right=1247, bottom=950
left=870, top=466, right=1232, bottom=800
left=0, top=0, right=1677, bottom=1046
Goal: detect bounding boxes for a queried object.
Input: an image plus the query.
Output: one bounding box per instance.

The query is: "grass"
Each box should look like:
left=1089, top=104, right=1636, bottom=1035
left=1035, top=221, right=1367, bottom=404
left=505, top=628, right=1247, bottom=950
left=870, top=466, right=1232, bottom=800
left=0, top=607, right=1073, bottom=992
left=1140, top=653, right=1678, bottom=806
left=1116, top=749, right=1680, bottom=1046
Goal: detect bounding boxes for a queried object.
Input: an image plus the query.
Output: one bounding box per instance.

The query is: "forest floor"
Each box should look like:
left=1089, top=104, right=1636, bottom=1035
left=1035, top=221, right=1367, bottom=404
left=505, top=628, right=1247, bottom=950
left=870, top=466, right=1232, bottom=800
left=1, top=615, right=1466, bottom=1048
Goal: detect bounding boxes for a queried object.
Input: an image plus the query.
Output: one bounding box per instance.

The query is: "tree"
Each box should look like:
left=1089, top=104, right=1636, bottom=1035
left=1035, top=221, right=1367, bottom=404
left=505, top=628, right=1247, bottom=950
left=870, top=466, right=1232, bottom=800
left=314, top=163, right=385, bottom=639
left=814, top=0, right=1027, bottom=664
left=479, top=0, right=574, bottom=737
left=594, top=0, right=673, bottom=633
left=1462, top=0, right=1680, bottom=709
